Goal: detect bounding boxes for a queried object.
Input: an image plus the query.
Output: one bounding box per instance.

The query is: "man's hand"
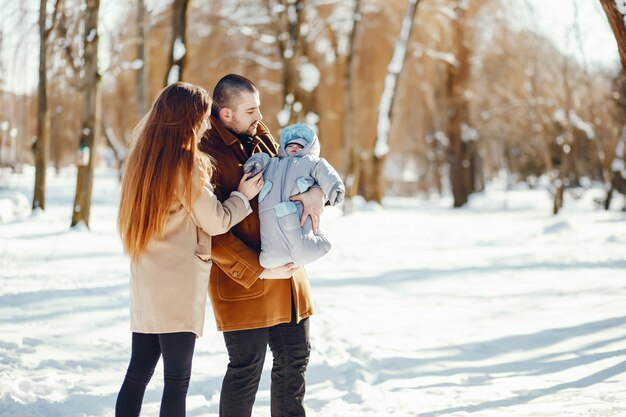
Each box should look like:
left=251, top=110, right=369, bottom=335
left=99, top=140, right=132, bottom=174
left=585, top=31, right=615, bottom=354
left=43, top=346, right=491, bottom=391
left=260, top=263, right=300, bottom=279
left=290, top=187, right=325, bottom=234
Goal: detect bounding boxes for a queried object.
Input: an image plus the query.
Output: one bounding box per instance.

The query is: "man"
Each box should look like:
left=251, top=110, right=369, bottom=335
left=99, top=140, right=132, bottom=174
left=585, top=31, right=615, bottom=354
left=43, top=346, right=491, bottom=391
left=199, top=74, right=325, bottom=417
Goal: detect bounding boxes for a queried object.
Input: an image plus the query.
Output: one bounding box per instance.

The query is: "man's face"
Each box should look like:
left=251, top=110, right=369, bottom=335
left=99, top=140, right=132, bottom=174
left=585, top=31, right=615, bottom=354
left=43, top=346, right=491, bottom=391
left=223, top=91, right=263, bottom=136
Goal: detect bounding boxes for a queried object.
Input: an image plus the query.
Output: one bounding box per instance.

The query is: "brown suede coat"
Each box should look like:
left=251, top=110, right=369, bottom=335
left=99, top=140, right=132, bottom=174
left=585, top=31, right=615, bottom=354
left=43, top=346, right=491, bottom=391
left=199, top=116, right=314, bottom=332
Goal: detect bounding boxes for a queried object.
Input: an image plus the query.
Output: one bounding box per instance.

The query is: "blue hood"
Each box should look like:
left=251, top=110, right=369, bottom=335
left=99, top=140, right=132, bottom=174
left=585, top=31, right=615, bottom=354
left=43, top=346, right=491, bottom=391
left=278, top=123, right=320, bottom=158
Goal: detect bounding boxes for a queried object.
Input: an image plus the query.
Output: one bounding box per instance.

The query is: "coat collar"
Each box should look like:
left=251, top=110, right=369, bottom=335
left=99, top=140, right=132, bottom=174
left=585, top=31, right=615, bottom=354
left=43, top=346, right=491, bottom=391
left=209, top=115, right=240, bottom=146
left=203, top=116, right=278, bottom=160
left=208, top=115, right=271, bottom=147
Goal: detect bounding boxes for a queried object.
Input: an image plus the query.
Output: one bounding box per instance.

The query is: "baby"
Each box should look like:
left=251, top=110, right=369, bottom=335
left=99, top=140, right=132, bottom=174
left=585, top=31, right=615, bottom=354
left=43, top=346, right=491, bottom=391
left=243, top=123, right=344, bottom=268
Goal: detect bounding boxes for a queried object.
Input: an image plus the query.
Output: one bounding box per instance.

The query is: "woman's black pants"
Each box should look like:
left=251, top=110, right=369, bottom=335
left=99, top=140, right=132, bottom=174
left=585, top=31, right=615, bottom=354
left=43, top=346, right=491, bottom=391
left=115, top=331, right=196, bottom=417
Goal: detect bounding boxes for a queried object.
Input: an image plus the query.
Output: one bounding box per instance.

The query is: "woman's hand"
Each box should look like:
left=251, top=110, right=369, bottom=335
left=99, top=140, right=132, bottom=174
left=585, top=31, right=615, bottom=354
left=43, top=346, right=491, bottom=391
left=237, top=172, right=264, bottom=200
left=259, top=263, right=300, bottom=279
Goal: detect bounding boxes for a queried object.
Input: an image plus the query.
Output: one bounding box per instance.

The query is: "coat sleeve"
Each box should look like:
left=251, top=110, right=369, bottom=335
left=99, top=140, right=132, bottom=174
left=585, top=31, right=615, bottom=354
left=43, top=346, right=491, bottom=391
left=243, top=153, right=271, bottom=176
left=207, top=161, right=266, bottom=289
left=177, top=168, right=252, bottom=236
left=311, top=158, right=345, bottom=206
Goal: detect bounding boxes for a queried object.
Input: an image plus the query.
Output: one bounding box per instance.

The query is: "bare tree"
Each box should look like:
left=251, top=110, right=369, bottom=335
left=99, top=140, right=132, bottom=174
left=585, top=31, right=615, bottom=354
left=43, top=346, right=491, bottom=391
left=0, top=32, right=3, bottom=86
left=164, top=0, right=190, bottom=86
left=136, top=0, right=149, bottom=116
left=551, top=61, right=575, bottom=215
left=0, top=32, right=4, bottom=166
left=446, top=1, right=475, bottom=208
left=342, top=0, right=362, bottom=213
left=370, top=0, right=420, bottom=203
left=33, top=0, right=63, bottom=211
left=599, top=0, right=626, bottom=210
left=599, top=0, right=626, bottom=70
left=70, top=0, right=101, bottom=228
left=13, top=0, right=623, bottom=209
left=550, top=2, right=593, bottom=214
left=265, top=0, right=321, bottom=127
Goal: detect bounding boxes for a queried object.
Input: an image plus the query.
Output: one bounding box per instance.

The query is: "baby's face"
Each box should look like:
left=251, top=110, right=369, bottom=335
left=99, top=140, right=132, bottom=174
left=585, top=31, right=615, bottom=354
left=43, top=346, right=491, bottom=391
left=286, top=143, right=303, bottom=155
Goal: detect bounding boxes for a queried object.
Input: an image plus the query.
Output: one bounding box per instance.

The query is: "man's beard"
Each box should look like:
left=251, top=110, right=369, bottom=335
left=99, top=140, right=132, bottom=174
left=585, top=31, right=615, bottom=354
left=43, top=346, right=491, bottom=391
left=232, top=119, right=257, bottom=136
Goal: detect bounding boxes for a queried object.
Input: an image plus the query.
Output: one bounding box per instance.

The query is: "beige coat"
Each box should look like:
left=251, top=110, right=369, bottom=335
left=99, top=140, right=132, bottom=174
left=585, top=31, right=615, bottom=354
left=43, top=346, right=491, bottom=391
left=128, top=168, right=251, bottom=337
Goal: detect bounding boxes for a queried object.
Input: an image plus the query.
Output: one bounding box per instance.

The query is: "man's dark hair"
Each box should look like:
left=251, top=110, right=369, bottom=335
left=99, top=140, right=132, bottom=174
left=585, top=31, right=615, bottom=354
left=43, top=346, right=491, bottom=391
left=212, top=74, right=258, bottom=117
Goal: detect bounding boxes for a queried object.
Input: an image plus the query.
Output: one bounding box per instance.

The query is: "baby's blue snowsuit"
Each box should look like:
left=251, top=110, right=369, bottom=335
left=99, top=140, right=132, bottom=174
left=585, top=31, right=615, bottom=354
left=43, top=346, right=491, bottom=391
left=243, top=123, right=344, bottom=268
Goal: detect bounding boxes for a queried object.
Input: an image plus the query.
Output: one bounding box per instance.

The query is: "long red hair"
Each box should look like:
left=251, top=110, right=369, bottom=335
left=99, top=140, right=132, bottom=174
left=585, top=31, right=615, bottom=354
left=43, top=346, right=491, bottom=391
left=118, top=82, right=213, bottom=261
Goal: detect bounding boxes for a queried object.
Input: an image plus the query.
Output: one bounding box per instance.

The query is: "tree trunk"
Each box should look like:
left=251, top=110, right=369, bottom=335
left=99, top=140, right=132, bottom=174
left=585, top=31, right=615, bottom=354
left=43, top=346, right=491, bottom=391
left=270, top=0, right=318, bottom=127
left=102, top=120, right=126, bottom=168
left=605, top=123, right=626, bottom=210
left=164, top=0, right=190, bottom=86
left=552, top=44, right=576, bottom=215
left=599, top=0, right=626, bottom=70
left=136, top=0, right=148, bottom=117
left=447, top=4, right=472, bottom=208
left=371, top=0, right=420, bottom=203
left=0, top=33, right=4, bottom=88
left=553, top=180, right=565, bottom=215
left=33, top=0, right=62, bottom=210
left=599, top=0, right=626, bottom=210
left=342, top=0, right=362, bottom=213
left=71, top=0, right=101, bottom=228
left=33, top=0, right=49, bottom=211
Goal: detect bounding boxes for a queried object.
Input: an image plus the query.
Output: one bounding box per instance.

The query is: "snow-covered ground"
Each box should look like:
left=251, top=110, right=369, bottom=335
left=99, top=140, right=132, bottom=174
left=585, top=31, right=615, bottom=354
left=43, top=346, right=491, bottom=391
left=1, top=167, right=625, bottom=417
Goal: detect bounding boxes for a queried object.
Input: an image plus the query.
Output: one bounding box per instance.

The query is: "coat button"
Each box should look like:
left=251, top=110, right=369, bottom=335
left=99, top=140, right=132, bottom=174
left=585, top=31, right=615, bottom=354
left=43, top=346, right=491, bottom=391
left=233, top=271, right=240, bottom=277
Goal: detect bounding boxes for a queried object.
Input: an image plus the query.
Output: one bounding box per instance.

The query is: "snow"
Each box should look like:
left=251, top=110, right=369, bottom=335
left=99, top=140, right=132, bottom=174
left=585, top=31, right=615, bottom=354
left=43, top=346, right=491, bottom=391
left=414, top=45, right=458, bottom=66
left=173, top=37, right=187, bottom=61
left=86, top=29, right=97, bottom=43
left=432, top=130, right=450, bottom=147
left=305, top=112, right=320, bottom=131
left=287, top=2, right=297, bottom=25
left=553, top=109, right=595, bottom=140
left=612, top=159, right=626, bottom=177
left=277, top=108, right=291, bottom=127
left=374, top=74, right=394, bottom=157
left=298, top=62, right=320, bottom=93
left=388, top=0, right=417, bottom=75
left=1, top=167, right=626, bottom=417
left=277, top=94, right=294, bottom=127
left=461, top=123, right=479, bottom=142
left=375, top=0, right=418, bottom=159
left=283, top=47, right=295, bottom=59
left=227, top=52, right=282, bottom=71
left=258, top=34, right=276, bottom=44
left=167, top=65, right=180, bottom=86
left=0, top=189, right=29, bottom=223
left=121, top=59, right=144, bottom=71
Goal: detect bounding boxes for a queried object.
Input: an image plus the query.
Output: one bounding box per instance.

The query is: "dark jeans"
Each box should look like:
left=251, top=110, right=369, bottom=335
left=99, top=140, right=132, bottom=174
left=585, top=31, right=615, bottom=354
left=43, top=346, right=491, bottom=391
left=219, top=317, right=310, bottom=417
left=115, top=332, right=196, bottom=417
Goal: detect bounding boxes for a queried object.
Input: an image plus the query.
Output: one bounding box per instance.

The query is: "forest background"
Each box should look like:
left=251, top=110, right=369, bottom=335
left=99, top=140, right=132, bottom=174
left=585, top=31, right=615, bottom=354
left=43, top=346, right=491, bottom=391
left=1, top=0, right=626, bottom=227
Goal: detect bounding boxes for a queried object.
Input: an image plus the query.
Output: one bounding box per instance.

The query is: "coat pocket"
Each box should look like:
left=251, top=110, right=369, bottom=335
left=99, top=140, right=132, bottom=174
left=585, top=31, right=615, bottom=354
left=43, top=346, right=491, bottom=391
left=194, top=256, right=213, bottom=280
left=195, top=228, right=212, bottom=262
left=217, top=269, right=264, bottom=300
left=274, top=202, right=301, bottom=232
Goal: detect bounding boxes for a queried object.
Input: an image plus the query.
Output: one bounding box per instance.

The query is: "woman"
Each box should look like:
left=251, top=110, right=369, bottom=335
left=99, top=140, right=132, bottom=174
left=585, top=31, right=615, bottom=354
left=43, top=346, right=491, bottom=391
left=115, top=81, right=263, bottom=417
